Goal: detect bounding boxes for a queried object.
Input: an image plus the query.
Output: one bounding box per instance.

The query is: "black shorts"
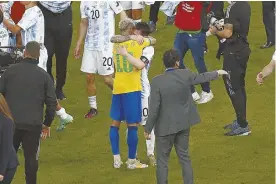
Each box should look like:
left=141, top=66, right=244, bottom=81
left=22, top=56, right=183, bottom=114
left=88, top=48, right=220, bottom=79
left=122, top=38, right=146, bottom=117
left=222, top=47, right=251, bottom=90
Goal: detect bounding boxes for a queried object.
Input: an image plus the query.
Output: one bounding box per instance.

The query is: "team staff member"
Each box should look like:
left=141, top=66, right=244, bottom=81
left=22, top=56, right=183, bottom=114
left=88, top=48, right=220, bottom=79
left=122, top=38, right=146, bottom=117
left=174, top=1, right=214, bottom=104
left=256, top=50, right=276, bottom=84
left=0, top=94, right=19, bottom=184
left=38, top=1, right=73, bottom=100
left=210, top=1, right=251, bottom=136
left=144, top=49, right=228, bottom=184
left=0, top=41, right=57, bottom=184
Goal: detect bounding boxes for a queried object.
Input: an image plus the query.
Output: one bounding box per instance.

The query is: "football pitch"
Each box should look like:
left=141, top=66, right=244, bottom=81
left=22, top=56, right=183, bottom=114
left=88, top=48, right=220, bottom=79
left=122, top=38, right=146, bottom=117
left=13, top=2, right=275, bottom=184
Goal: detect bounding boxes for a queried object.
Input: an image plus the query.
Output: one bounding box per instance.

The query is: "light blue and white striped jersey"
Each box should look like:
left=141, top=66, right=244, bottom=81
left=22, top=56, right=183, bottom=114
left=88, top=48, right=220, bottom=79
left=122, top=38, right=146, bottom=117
left=18, top=6, right=45, bottom=46
left=141, top=46, right=155, bottom=97
left=0, top=2, right=16, bottom=52
left=40, top=1, right=71, bottom=13
left=80, top=1, right=123, bottom=52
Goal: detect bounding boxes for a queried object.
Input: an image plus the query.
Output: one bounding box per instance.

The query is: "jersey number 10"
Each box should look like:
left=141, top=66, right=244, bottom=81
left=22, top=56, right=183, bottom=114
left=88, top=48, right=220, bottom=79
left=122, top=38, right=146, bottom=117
left=115, top=53, right=133, bottom=73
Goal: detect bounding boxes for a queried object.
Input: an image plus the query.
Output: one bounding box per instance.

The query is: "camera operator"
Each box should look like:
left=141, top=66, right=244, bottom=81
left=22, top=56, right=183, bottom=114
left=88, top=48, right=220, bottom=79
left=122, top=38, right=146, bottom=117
left=0, top=41, right=57, bottom=184
left=209, top=1, right=251, bottom=136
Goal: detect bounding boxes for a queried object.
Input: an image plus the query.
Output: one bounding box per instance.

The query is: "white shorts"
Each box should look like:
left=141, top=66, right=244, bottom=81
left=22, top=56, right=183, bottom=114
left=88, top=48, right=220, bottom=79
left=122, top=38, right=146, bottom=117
left=37, top=47, right=48, bottom=72
left=141, top=95, right=149, bottom=126
left=80, top=48, right=114, bottom=75
left=120, top=1, right=144, bottom=10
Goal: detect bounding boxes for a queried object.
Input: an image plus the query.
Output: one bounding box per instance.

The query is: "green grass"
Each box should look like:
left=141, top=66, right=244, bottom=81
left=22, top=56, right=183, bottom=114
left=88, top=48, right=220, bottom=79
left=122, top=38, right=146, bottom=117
left=13, top=2, right=275, bottom=184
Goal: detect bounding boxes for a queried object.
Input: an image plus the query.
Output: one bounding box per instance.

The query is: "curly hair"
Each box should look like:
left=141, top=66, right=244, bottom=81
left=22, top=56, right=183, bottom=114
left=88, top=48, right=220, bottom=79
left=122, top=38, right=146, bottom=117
left=119, top=18, right=135, bottom=32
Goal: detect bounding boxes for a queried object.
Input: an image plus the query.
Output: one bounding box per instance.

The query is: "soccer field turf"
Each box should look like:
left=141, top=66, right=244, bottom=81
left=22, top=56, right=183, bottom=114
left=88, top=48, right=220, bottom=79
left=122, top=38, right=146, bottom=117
left=13, top=2, right=275, bottom=184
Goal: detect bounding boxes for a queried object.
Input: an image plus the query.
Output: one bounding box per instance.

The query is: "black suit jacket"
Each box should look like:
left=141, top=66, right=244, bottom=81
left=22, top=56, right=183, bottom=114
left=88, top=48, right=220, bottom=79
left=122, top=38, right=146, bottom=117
left=0, top=112, right=19, bottom=175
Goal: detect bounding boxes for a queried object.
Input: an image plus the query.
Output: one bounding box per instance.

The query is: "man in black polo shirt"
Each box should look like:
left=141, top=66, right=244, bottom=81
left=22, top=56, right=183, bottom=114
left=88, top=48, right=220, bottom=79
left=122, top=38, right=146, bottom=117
left=209, top=1, right=251, bottom=136
left=0, top=41, right=57, bottom=184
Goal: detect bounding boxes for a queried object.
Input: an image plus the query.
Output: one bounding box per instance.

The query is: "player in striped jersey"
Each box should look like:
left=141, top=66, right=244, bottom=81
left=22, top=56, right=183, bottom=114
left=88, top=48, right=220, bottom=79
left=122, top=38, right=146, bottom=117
left=3, top=1, right=73, bottom=132
left=74, top=1, right=127, bottom=119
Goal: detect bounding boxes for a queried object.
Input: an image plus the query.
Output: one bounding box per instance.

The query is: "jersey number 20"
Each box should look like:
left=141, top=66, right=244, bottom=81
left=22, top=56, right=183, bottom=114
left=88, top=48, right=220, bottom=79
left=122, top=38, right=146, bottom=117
left=90, top=10, right=100, bottom=19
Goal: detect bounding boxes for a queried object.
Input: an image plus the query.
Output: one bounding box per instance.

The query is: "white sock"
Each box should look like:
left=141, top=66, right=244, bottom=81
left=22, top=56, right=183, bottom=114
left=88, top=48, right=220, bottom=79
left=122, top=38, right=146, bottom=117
left=88, top=96, right=97, bottom=109
left=146, top=129, right=155, bottom=156
left=56, top=107, right=68, bottom=120
left=113, top=154, right=121, bottom=161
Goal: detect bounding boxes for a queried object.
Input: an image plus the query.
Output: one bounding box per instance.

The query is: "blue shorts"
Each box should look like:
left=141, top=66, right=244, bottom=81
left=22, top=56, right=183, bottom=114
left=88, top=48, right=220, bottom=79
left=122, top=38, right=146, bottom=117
left=110, top=91, right=142, bottom=124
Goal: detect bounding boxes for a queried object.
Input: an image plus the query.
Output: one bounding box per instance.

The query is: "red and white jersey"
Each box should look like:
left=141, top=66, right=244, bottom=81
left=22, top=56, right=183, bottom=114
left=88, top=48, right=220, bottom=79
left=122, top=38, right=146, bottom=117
left=141, top=46, right=155, bottom=97
left=80, top=1, right=123, bottom=52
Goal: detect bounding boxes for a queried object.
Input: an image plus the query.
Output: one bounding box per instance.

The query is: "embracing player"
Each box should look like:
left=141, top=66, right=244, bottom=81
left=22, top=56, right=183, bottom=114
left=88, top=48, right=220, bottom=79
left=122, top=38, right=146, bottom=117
left=109, top=18, right=156, bottom=169
left=111, top=22, right=156, bottom=166
left=74, top=1, right=127, bottom=118
left=3, top=1, right=73, bottom=131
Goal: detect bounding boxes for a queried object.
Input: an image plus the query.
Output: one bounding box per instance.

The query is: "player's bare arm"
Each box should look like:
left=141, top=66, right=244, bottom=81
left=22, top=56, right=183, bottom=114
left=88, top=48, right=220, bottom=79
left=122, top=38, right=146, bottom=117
left=74, top=18, right=88, bottom=59
left=210, top=23, right=233, bottom=39
left=110, top=35, right=156, bottom=45
left=3, top=18, right=21, bottom=34
left=116, top=46, right=145, bottom=69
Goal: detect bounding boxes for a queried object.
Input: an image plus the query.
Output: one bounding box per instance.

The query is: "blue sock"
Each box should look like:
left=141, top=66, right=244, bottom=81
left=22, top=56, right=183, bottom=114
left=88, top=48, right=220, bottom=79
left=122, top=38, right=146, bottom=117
left=127, top=126, right=138, bottom=159
left=109, top=126, right=119, bottom=155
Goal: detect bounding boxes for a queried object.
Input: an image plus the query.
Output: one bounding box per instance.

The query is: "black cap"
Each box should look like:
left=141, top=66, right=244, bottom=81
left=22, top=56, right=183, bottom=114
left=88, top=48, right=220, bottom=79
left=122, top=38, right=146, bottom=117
left=162, top=49, right=180, bottom=68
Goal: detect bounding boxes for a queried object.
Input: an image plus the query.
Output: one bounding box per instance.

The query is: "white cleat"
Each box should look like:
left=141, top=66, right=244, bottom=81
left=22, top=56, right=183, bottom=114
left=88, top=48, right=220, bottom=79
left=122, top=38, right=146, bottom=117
left=192, top=92, right=201, bottom=101
left=126, top=159, right=148, bottom=169
left=197, top=91, right=214, bottom=104
left=113, top=158, right=123, bottom=169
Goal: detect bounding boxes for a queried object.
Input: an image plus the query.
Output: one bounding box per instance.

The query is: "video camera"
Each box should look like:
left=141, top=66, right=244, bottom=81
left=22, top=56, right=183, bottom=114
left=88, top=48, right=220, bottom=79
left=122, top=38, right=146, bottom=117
left=0, top=46, right=24, bottom=77
left=207, top=11, right=224, bottom=31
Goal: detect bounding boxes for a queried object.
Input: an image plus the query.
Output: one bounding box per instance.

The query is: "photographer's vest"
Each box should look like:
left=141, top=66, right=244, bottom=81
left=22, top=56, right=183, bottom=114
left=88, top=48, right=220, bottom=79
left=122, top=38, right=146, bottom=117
left=175, top=2, right=203, bottom=31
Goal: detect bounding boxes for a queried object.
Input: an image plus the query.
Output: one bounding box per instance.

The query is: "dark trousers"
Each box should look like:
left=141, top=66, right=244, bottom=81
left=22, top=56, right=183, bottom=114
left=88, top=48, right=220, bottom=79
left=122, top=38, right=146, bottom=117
left=38, top=4, right=73, bottom=91
left=0, top=168, right=17, bottom=184
left=174, top=32, right=210, bottom=93
left=222, top=47, right=251, bottom=128
left=13, top=128, right=41, bottom=184
left=262, top=1, right=275, bottom=43
left=149, top=1, right=162, bottom=23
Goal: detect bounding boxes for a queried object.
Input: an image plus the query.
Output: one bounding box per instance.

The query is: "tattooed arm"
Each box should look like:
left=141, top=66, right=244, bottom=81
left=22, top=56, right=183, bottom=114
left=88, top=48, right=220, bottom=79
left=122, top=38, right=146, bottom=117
left=110, top=35, right=156, bottom=45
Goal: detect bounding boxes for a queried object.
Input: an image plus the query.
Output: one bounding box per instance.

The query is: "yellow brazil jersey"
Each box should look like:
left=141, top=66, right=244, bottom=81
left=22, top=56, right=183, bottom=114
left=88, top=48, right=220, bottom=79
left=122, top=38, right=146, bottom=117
left=113, top=38, right=150, bottom=94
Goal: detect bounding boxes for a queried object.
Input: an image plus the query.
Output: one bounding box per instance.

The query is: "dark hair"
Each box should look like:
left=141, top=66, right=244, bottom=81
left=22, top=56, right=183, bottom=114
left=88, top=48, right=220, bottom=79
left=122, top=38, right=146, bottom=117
left=136, top=22, right=151, bottom=36
left=0, top=93, right=13, bottom=121
left=163, top=49, right=180, bottom=68
left=25, top=41, right=40, bottom=59
left=0, top=9, right=3, bottom=24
